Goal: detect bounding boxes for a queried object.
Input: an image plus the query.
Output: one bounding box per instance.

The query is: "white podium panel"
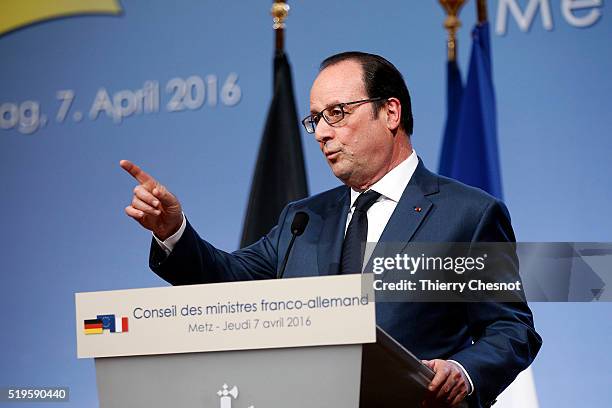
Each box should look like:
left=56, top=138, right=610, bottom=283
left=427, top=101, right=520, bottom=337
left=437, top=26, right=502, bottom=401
left=75, top=274, right=375, bottom=358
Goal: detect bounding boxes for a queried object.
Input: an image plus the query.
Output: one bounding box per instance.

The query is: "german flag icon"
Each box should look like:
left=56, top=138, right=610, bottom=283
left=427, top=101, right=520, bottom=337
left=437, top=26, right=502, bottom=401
left=83, top=319, right=103, bottom=335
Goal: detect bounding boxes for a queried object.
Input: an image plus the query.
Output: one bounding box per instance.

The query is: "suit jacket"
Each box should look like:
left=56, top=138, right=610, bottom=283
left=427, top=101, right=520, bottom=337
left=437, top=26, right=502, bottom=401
left=150, top=160, right=542, bottom=408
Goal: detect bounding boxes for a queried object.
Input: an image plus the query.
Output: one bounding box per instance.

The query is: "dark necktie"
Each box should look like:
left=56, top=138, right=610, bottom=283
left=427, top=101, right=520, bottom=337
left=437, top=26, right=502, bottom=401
left=340, top=190, right=381, bottom=274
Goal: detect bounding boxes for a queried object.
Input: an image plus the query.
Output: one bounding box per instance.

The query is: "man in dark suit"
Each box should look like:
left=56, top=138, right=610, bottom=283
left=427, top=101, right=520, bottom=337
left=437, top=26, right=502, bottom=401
left=121, top=52, right=541, bottom=408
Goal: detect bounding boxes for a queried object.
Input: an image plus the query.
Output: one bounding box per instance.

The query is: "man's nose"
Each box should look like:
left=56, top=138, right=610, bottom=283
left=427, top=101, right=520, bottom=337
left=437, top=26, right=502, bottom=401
left=314, top=119, right=334, bottom=144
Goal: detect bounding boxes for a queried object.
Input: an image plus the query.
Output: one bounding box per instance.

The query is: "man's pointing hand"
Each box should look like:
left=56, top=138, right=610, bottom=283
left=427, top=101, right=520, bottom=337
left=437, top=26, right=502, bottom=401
left=120, top=160, right=183, bottom=241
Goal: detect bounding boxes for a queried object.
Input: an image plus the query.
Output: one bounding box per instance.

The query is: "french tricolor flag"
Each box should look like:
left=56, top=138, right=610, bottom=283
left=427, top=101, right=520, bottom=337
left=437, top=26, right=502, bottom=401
left=116, top=316, right=129, bottom=333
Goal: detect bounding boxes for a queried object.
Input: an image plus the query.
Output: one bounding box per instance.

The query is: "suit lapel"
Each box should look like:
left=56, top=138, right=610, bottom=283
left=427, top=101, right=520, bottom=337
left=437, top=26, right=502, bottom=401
left=317, top=187, right=350, bottom=275
left=375, top=159, right=439, bottom=253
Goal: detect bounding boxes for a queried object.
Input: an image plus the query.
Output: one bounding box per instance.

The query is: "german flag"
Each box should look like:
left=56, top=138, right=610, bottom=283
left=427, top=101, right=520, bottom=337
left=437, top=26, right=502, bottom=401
left=84, top=319, right=103, bottom=335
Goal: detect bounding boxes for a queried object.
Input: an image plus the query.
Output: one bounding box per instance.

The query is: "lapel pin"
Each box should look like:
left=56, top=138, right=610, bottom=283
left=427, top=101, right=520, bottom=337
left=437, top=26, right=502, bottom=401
left=414, top=206, right=422, bottom=213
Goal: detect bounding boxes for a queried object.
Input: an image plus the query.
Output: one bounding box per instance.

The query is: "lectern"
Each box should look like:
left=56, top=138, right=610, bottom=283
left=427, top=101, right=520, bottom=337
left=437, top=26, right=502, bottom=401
left=76, top=274, right=433, bottom=407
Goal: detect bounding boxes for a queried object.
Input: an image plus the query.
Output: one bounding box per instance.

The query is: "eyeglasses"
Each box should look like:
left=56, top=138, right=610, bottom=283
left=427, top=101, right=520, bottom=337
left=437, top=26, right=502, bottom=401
left=301, top=97, right=383, bottom=134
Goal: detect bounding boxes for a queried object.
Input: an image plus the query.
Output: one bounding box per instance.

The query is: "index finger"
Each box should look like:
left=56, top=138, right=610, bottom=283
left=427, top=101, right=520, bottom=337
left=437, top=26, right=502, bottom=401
left=120, top=160, right=156, bottom=186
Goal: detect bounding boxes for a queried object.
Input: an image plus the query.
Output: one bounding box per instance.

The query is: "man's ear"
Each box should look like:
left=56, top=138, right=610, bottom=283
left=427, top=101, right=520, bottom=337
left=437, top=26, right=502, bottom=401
left=384, top=98, right=402, bottom=131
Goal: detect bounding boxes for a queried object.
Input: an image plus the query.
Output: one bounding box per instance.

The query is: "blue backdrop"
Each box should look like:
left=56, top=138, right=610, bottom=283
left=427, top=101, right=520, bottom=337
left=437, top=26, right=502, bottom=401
left=1, top=1, right=610, bottom=406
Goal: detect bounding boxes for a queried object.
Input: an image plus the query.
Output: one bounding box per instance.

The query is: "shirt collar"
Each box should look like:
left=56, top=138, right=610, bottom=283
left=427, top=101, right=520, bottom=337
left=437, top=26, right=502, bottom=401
left=350, top=150, right=419, bottom=207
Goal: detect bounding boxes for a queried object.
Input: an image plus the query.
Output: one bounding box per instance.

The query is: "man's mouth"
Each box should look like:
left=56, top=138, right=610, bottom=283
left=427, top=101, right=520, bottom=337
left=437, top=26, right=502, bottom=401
left=325, top=150, right=340, bottom=160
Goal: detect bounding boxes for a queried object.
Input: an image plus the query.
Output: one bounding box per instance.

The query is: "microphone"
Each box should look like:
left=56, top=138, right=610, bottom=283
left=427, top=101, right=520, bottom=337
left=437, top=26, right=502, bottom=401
left=277, top=211, right=309, bottom=279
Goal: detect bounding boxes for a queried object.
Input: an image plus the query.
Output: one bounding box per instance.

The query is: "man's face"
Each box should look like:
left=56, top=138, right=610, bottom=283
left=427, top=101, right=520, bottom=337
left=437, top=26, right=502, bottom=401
left=309, top=60, right=396, bottom=190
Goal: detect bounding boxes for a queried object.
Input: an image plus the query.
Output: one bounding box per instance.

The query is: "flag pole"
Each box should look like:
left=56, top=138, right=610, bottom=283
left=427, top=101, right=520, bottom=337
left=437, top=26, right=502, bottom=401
left=240, top=0, right=308, bottom=247
left=438, top=0, right=465, bottom=178
left=476, top=0, right=488, bottom=24
left=438, top=0, right=466, bottom=61
left=271, top=0, right=289, bottom=52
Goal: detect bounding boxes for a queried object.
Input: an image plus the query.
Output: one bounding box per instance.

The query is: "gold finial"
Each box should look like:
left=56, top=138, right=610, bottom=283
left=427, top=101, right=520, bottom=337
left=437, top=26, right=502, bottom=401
left=271, top=1, right=290, bottom=51
left=271, top=1, right=289, bottom=30
left=439, top=0, right=466, bottom=61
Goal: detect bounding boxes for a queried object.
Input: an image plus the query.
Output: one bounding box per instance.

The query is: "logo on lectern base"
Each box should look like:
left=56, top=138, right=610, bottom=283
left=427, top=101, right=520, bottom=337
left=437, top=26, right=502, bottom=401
left=216, top=384, right=254, bottom=408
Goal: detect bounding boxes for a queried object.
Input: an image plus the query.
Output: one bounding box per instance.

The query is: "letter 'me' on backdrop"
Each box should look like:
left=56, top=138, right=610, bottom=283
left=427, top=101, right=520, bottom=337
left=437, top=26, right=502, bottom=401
left=1, top=1, right=610, bottom=407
